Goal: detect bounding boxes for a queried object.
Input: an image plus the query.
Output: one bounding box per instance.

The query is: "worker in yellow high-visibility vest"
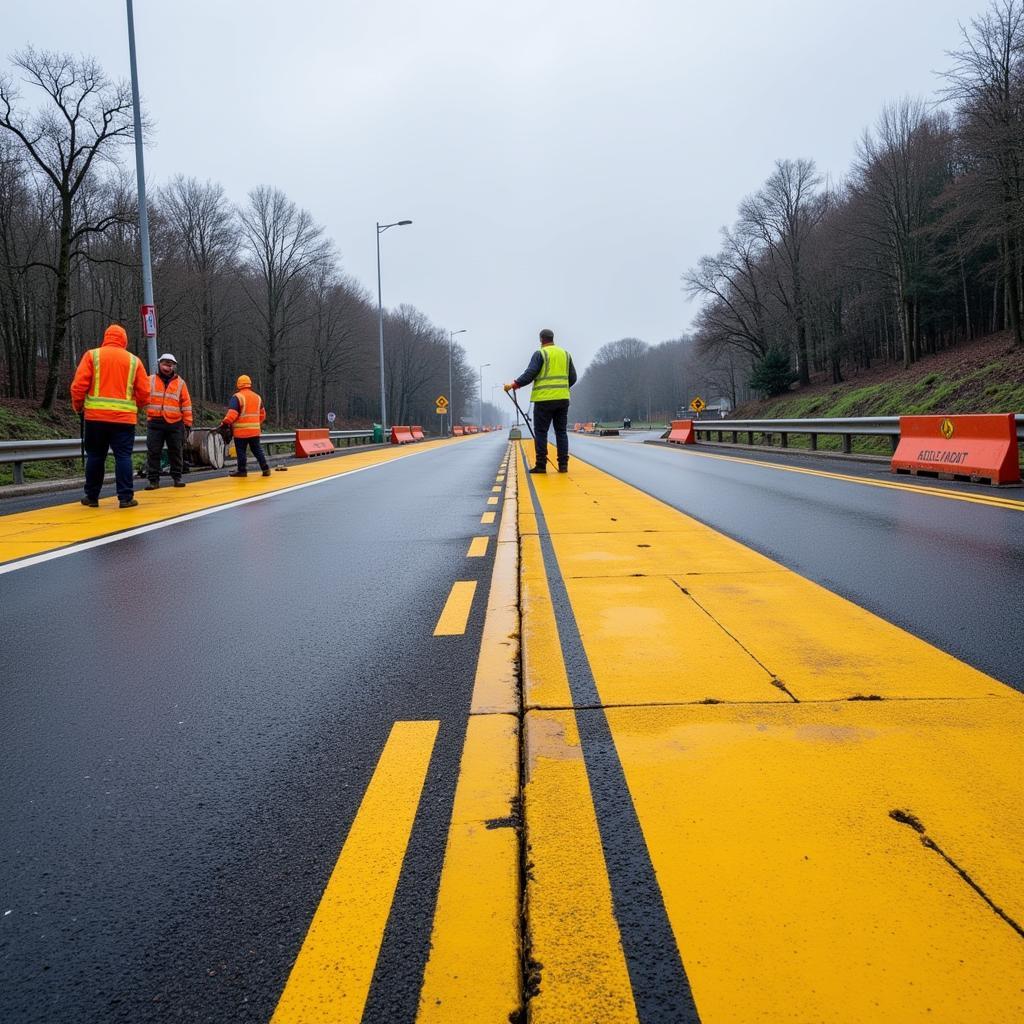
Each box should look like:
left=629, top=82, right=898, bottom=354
left=504, top=328, right=577, bottom=473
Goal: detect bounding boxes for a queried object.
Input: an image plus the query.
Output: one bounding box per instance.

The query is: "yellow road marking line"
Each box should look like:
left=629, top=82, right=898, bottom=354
left=677, top=446, right=1024, bottom=512
left=524, top=709, right=639, bottom=1023
left=416, top=714, right=521, bottom=1022
left=271, top=720, right=439, bottom=1024
left=434, top=581, right=477, bottom=636
left=492, top=485, right=502, bottom=492
left=481, top=511, right=496, bottom=524
left=467, top=536, right=489, bottom=558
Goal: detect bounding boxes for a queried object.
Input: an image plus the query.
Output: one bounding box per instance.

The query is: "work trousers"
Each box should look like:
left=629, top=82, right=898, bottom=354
left=235, top=435, right=269, bottom=473
left=533, top=400, right=570, bottom=469
left=83, top=421, right=136, bottom=502
left=147, top=419, right=184, bottom=482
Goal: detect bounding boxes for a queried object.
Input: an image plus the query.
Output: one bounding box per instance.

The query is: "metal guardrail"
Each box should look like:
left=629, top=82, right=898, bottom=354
left=0, top=429, right=376, bottom=485
left=688, top=415, right=1024, bottom=453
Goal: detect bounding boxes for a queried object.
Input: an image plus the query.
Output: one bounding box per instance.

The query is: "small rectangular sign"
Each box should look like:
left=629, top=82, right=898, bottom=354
left=140, top=304, right=157, bottom=338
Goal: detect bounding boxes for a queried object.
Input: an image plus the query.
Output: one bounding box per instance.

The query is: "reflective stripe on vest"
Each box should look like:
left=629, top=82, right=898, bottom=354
left=530, top=345, right=571, bottom=402
left=84, top=349, right=139, bottom=414
left=147, top=375, right=186, bottom=419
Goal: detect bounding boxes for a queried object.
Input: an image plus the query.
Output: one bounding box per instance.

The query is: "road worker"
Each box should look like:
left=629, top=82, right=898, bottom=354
left=69, top=324, right=150, bottom=508
left=145, top=353, right=193, bottom=489
left=504, top=328, right=577, bottom=473
left=220, top=374, right=270, bottom=477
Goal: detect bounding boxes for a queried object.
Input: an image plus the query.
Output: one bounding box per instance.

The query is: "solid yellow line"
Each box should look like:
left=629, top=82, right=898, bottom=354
left=271, top=720, right=439, bottom=1024
left=481, top=511, right=496, bottom=524
left=434, top=581, right=477, bottom=636
left=678, top=447, right=1024, bottom=512
left=417, top=714, right=521, bottom=1022
left=467, top=536, right=489, bottom=558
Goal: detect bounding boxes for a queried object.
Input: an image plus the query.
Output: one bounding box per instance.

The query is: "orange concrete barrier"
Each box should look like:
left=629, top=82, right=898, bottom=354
left=453, top=426, right=464, bottom=436
left=573, top=422, right=582, bottom=432
left=892, top=414, right=1021, bottom=485
left=582, top=422, right=595, bottom=434
left=390, top=425, right=416, bottom=444
left=667, top=419, right=695, bottom=444
left=411, top=425, right=425, bottom=440
left=295, top=428, right=335, bottom=457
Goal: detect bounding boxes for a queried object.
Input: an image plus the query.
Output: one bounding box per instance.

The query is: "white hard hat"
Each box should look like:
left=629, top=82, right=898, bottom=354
left=158, top=352, right=177, bottom=363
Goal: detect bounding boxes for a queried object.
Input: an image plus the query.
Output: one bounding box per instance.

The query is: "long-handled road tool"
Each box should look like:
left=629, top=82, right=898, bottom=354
left=505, top=388, right=535, bottom=439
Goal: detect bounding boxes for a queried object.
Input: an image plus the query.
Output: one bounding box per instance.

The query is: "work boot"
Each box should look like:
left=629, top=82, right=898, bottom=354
left=172, top=479, right=185, bottom=488
left=145, top=481, right=159, bottom=490
left=119, top=498, right=139, bottom=509
left=528, top=465, right=546, bottom=474
left=80, top=497, right=99, bottom=508
left=229, top=470, right=247, bottom=478
left=558, top=466, right=569, bottom=473
left=261, top=468, right=272, bottom=477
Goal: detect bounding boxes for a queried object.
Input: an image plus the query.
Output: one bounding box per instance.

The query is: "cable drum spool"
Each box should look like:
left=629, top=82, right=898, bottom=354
left=186, top=428, right=225, bottom=469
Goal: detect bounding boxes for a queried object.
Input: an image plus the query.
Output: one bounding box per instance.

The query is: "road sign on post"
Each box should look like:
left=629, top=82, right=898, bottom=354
left=435, top=395, right=449, bottom=410
left=327, top=411, right=336, bottom=424
left=140, top=304, right=157, bottom=339
left=690, top=396, right=706, bottom=414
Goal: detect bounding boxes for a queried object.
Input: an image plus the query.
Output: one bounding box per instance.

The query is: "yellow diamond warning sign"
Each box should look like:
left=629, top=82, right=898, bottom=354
left=689, top=396, right=706, bottom=414
left=940, top=417, right=954, bottom=440
left=435, top=395, right=449, bottom=409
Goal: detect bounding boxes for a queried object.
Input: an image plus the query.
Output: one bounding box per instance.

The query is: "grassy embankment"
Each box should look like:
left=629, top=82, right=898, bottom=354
left=602, top=332, right=1024, bottom=458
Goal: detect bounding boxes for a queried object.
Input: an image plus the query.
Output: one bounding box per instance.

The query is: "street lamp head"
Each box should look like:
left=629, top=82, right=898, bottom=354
left=398, top=220, right=412, bottom=226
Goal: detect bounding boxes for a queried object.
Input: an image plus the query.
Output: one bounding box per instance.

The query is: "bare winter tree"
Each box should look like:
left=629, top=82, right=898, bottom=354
left=238, top=185, right=333, bottom=418
left=739, top=159, right=829, bottom=385
left=0, top=48, right=135, bottom=408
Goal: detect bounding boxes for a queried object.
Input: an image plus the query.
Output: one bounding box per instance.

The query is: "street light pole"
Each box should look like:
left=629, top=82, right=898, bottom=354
left=125, top=0, right=157, bottom=372
left=478, top=362, right=490, bottom=428
left=376, top=219, right=413, bottom=432
left=449, top=329, right=466, bottom=436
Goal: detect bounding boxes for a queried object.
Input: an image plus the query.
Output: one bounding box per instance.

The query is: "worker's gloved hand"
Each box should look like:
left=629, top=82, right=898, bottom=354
left=503, top=382, right=516, bottom=392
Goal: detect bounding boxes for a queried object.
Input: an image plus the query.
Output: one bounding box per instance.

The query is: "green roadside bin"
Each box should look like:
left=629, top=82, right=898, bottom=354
left=373, top=423, right=384, bottom=444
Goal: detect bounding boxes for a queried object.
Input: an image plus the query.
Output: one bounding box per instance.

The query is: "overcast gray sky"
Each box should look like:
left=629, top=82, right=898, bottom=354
left=7, top=1, right=974, bottom=383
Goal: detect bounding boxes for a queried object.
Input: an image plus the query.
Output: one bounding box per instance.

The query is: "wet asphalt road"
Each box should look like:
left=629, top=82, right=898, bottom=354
left=0, top=433, right=509, bottom=1024
left=571, top=433, right=1024, bottom=693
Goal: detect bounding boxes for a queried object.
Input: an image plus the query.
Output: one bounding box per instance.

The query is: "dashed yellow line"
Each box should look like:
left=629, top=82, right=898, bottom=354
left=271, top=720, right=439, bottom=1024
left=434, top=581, right=477, bottom=636
left=467, top=536, right=489, bottom=558
left=481, top=511, right=496, bottom=524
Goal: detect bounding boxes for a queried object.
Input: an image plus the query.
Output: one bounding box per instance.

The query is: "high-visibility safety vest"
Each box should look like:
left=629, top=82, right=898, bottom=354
left=229, top=388, right=264, bottom=437
left=530, top=345, right=572, bottom=403
left=83, top=349, right=141, bottom=421
left=147, top=374, right=193, bottom=425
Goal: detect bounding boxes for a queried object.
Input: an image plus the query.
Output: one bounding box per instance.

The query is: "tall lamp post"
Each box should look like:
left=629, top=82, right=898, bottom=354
left=478, top=362, right=490, bottom=428
left=448, top=329, right=466, bottom=436
left=376, top=219, right=413, bottom=431
left=126, top=0, right=157, bottom=372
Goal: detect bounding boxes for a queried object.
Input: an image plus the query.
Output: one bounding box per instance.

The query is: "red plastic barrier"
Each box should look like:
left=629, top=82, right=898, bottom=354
left=667, top=419, right=695, bottom=444
left=891, top=414, right=1020, bottom=485
left=295, top=428, right=335, bottom=457
left=573, top=422, right=582, bottom=432
left=390, top=425, right=416, bottom=444
left=453, top=426, right=464, bottom=436
left=411, top=425, right=425, bottom=440
left=582, top=422, right=595, bottom=434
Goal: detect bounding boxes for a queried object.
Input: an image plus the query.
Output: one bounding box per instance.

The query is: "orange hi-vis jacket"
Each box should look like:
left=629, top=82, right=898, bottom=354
left=222, top=386, right=266, bottom=438
left=69, top=325, right=150, bottom=425
left=147, top=373, right=193, bottom=426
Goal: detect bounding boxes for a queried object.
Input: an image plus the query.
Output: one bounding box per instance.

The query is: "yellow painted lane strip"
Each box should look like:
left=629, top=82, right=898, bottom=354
left=524, top=709, right=639, bottom=1024
left=271, top=719, right=439, bottom=1024
left=466, top=536, right=488, bottom=558
left=480, top=511, right=496, bottom=524
left=470, top=448, right=520, bottom=714
left=434, top=581, right=477, bottom=636
left=607, top=700, right=1024, bottom=1023
left=491, top=485, right=502, bottom=493
left=0, top=435, right=474, bottom=566
left=672, top=445, right=1024, bottom=513
left=486, top=496, right=499, bottom=505
left=417, top=714, right=521, bottom=1022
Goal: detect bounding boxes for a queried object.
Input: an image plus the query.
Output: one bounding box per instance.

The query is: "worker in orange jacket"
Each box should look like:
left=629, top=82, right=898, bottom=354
left=69, top=324, right=150, bottom=508
left=145, top=353, right=193, bottom=490
left=220, top=374, right=270, bottom=477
